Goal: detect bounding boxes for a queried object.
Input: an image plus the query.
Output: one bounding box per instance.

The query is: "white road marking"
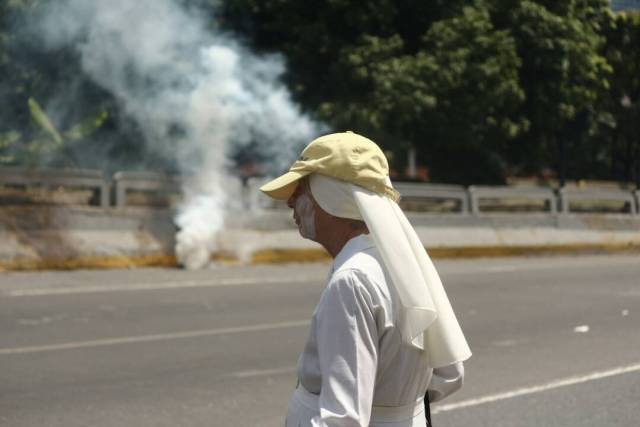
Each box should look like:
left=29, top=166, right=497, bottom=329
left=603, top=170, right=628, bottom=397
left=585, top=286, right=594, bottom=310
left=228, top=366, right=297, bottom=378
left=3, top=276, right=319, bottom=297
left=433, top=362, right=640, bottom=414
left=447, top=257, right=639, bottom=276
left=0, top=319, right=310, bottom=355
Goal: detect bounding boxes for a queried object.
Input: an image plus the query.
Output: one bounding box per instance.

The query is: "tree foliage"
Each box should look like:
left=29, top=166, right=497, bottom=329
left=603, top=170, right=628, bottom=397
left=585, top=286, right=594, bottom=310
left=1, top=0, right=639, bottom=185
left=601, top=11, right=640, bottom=183
left=0, top=0, right=151, bottom=170
left=223, top=0, right=637, bottom=185
left=223, top=0, right=525, bottom=183
left=495, top=0, right=613, bottom=183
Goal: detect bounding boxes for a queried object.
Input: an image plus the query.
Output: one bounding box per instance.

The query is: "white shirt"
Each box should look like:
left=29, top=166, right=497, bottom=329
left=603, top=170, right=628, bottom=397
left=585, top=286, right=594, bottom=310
left=297, top=234, right=464, bottom=426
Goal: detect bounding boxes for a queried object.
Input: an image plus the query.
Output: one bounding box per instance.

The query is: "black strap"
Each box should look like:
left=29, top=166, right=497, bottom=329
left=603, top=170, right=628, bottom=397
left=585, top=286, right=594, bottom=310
left=424, top=392, right=432, bottom=426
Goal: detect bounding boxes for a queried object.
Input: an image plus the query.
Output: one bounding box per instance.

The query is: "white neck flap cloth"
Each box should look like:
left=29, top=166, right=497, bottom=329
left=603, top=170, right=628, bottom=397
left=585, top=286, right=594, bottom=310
left=309, top=174, right=472, bottom=368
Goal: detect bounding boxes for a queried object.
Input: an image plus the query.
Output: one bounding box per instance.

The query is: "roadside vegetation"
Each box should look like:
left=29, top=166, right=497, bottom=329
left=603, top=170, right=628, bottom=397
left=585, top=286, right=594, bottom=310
left=1, top=0, right=639, bottom=186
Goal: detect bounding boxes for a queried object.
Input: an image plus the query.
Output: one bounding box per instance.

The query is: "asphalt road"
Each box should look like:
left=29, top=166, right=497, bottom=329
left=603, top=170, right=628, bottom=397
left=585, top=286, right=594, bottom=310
left=0, top=255, right=638, bottom=427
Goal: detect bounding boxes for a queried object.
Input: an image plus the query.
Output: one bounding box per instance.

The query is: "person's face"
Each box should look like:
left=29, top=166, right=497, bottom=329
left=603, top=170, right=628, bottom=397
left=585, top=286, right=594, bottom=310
left=287, top=179, right=317, bottom=240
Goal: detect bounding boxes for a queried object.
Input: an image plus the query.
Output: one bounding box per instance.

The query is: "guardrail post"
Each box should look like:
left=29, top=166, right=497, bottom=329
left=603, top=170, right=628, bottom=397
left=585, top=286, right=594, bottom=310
left=635, top=190, right=640, bottom=215
left=469, top=187, right=480, bottom=215
left=115, top=183, right=127, bottom=208
left=548, top=195, right=557, bottom=214
left=559, top=189, right=570, bottom=213
left=461, top=192, right=470, bottom=214
left=100, top=182, right=110, bottom=207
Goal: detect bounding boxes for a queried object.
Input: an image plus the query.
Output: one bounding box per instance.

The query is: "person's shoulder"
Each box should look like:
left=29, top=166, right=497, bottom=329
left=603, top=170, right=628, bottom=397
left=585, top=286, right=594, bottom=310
left=330, top=248, right=389, bottom=297
left=334, top=245, right=384, bottom=280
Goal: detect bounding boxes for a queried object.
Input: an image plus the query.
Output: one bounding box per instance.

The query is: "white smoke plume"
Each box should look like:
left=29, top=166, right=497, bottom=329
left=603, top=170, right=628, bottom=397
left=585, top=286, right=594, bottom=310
left=35, top=0, right=322, bottom=269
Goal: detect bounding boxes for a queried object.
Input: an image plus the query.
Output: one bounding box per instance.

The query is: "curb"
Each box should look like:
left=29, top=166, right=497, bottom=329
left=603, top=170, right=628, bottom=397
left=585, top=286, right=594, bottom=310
left=1, top=243, right=639, bottom=272
left=251, top=243, right=640, bottom=264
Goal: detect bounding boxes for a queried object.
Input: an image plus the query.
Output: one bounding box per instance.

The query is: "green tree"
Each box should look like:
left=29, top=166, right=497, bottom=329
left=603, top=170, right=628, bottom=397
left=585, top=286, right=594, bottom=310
left=223, top=0, right=524, bottom=183
left=493, top=0, right=613, bottom=184
left=2, top=0, right=633, bottom=185
left=222, top=0, right=468, bottom=112
left=371, top=3, right=525, bottom=183
left=602, top=11, right=640, bottom=185
left=0, top=0, right=150, bottom=170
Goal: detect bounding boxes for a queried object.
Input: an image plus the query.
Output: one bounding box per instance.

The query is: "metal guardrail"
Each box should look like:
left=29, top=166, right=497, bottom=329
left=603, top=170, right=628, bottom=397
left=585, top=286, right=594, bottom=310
left=1, top=167, right=638, bottom=215
left=468, top=185, right=557, bottom=214
left=394, top=182, right=468, bottom=213
left=559, top=188, right=637, bottom=214
left=0, top=166, right=110, bottom=207
left=112, top=171, right=181, bottom=208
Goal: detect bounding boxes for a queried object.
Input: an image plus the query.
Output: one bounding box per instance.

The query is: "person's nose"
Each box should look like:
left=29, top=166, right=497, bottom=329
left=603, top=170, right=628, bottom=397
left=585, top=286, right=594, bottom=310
left=287, top=190, right=298, bottom=209
left=287, top=182, right=304, bottom=209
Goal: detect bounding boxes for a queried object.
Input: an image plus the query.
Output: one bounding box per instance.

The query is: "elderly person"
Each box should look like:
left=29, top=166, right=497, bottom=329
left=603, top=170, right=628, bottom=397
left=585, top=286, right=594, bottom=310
left=260, top=132, right=471, bottom=427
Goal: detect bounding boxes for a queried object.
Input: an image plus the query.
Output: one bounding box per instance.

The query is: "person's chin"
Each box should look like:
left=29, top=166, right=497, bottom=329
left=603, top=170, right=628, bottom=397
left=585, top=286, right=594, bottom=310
left=298, top=228, right=316, bottom=242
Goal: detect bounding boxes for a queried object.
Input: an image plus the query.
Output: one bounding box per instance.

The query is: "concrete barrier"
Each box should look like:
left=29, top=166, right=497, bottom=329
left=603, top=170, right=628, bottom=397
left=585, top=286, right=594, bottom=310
left=468, top=185, right=557, bottom=214
left=1, top=205, right=639, bottom=271
left=0, top=205, right=176, bottom=270
left=0, top=166, right=110, bottom=207
left=559, top=188, right=637, bottom=214
left=3, top=206, right=640, bottom=270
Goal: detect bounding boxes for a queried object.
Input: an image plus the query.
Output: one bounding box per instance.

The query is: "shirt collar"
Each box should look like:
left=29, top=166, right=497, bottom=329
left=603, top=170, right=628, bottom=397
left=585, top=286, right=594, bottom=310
left=331, top=233, right=375, bottom=273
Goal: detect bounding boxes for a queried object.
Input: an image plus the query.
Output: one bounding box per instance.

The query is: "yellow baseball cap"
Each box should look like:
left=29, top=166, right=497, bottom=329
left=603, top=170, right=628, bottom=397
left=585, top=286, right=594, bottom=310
left=260, top=131, right=400, bottom=202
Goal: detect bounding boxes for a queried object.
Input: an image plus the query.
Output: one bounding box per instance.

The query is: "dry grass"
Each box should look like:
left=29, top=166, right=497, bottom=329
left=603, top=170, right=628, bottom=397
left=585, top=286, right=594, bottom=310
left=0, top=254, right=178, bottom=272
left=2, top=242, right=638, bottom=272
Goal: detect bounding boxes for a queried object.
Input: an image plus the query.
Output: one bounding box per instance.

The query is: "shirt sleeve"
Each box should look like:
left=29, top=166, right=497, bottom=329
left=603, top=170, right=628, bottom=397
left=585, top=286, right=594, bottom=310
left=428, top=361, right=465, bottom=402
left=311, top=269, right=379, bottom=427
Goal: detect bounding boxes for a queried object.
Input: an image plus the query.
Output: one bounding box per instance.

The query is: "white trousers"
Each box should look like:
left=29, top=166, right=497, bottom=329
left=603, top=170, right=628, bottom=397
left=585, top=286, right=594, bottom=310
left=285, top=387, right=427, bottom=427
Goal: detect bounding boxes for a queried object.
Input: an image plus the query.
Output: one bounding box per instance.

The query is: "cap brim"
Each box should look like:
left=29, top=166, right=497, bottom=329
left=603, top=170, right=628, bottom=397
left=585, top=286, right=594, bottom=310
left=260, top=170, right=311, bottom=200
